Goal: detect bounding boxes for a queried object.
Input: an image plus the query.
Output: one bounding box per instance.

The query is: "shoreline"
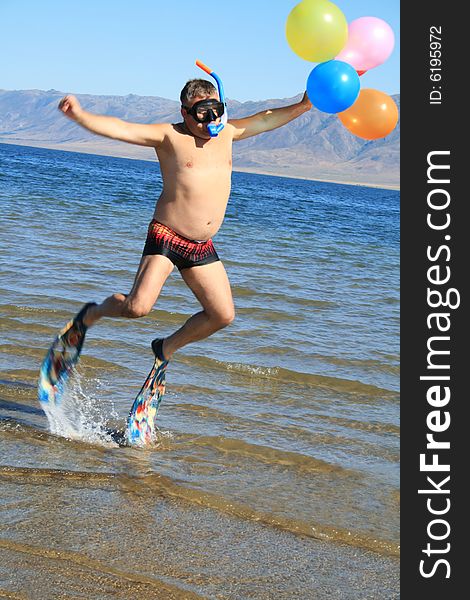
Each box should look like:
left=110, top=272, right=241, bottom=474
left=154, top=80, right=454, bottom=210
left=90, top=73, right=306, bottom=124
left=0, top=139, right=400, bottom=191
left=233, top=165, right=400, bottom=191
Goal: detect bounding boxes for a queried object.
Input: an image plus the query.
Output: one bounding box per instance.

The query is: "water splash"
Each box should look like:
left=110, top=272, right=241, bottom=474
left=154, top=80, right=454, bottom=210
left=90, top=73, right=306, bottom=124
left=42, top=371, right=120, bottom=447
left=41, top=370, right=174, bottom=448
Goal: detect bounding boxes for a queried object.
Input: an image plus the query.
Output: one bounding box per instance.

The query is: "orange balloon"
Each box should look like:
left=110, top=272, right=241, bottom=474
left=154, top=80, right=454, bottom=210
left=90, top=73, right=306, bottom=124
left=338, top=89, right=398, bottom=140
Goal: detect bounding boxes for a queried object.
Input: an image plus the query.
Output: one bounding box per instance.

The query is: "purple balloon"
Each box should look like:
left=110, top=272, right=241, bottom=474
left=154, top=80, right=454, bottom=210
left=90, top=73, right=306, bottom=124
left=336, top=17, right=395, bottom=72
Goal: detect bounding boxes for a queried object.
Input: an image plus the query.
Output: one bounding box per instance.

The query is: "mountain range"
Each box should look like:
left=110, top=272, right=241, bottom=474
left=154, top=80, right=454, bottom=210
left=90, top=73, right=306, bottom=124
left=0, top=88, right=399, bottom=188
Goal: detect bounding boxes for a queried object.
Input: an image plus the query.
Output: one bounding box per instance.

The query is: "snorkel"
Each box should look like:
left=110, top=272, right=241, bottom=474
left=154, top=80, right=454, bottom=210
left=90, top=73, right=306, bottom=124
left=196, top=59, right=227, bottom=137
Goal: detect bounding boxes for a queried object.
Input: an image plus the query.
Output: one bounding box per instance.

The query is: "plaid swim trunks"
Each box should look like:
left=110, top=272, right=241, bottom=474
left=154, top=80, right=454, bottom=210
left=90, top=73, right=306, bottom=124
left=142, top=220, right=220, bottom=270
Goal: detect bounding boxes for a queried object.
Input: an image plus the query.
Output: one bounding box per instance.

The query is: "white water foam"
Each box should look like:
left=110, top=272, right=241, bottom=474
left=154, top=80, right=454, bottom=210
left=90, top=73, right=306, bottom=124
left=42, top=371, right=121, bottom=447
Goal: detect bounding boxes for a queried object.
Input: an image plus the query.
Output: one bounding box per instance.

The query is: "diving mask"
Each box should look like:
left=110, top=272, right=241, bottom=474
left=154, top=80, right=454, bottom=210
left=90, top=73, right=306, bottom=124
left=184, top=99, right=225, bottom=124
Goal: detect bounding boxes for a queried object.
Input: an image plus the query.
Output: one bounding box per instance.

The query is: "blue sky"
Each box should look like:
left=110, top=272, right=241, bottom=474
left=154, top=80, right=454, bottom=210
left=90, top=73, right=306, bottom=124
left=0, top=0, right=399, bottom=102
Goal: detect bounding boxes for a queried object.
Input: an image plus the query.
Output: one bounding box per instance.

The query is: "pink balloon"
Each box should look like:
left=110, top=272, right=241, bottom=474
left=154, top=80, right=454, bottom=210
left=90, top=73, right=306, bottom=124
left=336, top=17, right=395, bottom=71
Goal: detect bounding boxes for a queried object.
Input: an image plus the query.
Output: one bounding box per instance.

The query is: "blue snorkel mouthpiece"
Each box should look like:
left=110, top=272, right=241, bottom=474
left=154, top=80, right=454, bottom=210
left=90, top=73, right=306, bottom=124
left=196, top=60, right=227, bottom=137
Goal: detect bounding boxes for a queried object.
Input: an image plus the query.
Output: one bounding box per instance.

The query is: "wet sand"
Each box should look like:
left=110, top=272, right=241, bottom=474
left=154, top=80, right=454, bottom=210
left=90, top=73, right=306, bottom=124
left=0, top=438, right=399, bottom=600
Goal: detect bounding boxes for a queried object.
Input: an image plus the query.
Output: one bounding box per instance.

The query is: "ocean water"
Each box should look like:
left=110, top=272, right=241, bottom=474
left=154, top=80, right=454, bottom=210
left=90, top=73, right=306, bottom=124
left=0, top=142, right=399, bottom=599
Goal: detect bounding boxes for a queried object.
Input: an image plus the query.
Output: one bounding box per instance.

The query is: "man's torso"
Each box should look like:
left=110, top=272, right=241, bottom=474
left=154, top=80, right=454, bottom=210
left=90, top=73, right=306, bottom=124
left=153, top=123, right=234, bottom=241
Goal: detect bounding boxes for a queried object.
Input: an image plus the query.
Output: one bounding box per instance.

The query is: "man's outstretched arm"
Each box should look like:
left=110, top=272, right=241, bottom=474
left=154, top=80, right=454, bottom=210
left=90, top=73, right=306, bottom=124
left=58, top=95, right=166, bottom=147
left=228, top=92, right=312, bottom=141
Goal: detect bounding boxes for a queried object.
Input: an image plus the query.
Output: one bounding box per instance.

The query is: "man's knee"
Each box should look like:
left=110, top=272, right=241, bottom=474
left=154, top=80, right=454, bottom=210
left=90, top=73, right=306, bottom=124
left=211, top=306, right=235, bottom=330
left=122, top=297, right=152, bottom=319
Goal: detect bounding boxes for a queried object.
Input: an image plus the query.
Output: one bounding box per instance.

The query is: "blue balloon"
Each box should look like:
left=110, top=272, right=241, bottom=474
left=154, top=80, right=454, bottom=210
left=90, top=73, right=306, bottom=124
left=306, top=60, right=360, bottom=114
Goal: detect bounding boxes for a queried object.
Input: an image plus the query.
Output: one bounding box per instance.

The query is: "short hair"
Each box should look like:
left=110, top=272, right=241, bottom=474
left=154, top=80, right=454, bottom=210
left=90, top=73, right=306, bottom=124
left=180, top=79, right=217, bottom=105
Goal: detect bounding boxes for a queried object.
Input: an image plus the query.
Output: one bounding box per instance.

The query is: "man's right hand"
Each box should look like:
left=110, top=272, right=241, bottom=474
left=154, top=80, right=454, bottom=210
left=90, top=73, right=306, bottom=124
left=58, top=95, right=83, bottom=121
left=56, top=94, right=166, bottom=147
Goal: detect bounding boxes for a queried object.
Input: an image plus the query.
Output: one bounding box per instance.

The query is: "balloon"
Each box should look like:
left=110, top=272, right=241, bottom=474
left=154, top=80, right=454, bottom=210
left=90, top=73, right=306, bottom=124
left=286, top=0, right=348, bottom=63
left=338, top=89, right=398, bottom=140
left=307, top=60, right=360, bottom=113
left=357, top=70, right=367, bottom=76
left=336, top=17, right=395, bottom=71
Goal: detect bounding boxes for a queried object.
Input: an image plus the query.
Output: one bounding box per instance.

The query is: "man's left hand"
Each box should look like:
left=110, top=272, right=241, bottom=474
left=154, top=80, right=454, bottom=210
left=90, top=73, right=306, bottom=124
left=300, top=92, right=313, bottom=111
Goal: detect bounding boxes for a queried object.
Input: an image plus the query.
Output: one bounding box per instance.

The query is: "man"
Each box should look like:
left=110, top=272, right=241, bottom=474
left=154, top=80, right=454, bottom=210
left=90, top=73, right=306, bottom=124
left=58, top=78, right=312, bottom=364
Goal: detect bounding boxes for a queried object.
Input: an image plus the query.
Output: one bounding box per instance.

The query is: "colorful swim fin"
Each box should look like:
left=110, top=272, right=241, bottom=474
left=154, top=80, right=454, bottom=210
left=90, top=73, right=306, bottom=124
left=38, top=302, right=96, bottom=407
left=126, top=355, right=169, bottom=447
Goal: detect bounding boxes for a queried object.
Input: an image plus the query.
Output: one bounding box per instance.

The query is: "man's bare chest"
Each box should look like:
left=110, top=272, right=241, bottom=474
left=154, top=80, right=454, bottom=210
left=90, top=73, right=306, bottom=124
left=158, top=129, right=233, bottom=171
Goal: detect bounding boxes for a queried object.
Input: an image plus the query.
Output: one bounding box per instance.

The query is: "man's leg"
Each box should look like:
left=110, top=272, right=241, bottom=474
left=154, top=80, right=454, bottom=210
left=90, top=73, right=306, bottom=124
left=83, top=254, right=174, bottom=327
left=161, top=261, right=235, bottom=359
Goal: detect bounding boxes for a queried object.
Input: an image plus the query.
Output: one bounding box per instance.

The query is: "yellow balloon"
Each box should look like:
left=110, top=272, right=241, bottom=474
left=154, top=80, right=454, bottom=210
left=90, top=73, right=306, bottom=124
left=286, top=0, right=348, bottom=63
